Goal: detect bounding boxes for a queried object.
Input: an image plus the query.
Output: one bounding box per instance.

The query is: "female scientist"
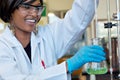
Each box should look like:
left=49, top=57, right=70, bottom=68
left=0, top=0, right=105, bottom=80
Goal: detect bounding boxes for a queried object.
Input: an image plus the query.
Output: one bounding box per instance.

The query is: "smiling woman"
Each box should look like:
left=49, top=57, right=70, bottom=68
left=5, top=0, right=44, bottom=48
left=0, top=0, right=105, bottom=80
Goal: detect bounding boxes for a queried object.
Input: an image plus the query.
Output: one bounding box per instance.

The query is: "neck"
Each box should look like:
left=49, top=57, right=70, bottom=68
left=14, top=31, right=31, bottom=48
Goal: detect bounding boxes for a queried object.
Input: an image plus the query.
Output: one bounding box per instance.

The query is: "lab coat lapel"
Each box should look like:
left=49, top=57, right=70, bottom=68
left=13, top=46, right=32, bottom=73
left=39, top=37, right=47, bottom=67
left=3, top=27, right=32, bottom=64
left=31, top=32, right=41, bottom=62
left=1, top=27, right=32, bottom=73
left=31, top=32, right=46, bottom=73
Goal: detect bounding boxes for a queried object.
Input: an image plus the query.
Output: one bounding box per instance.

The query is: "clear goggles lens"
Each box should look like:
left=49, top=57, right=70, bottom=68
left=19, top=3, right=45, bottom=15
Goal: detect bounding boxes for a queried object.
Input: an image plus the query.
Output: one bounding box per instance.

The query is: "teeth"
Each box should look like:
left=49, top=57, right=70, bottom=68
left=26, top=19, right=36, bottom=23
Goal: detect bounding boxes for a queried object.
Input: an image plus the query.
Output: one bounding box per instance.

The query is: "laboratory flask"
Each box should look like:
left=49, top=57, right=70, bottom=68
left=86, top=38, right=108, bottom=75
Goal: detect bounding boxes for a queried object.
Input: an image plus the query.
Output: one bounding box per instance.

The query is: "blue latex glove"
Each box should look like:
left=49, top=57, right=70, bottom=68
left=66, top=45, right=106, bottom=73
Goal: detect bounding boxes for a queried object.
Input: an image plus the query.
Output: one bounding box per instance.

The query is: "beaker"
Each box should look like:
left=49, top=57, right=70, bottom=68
left=86, top=38, right=108, bottom=75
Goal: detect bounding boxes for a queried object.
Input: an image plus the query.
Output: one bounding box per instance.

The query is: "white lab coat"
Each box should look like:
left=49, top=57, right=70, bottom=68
left=0, top=0, right=98, bottom=80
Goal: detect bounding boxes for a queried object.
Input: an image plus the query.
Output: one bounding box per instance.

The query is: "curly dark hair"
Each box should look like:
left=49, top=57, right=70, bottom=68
left=0, top=0, right=43, bottom=23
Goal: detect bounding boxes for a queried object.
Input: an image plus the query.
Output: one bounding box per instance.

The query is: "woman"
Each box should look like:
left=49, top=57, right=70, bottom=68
left=0, top=0, right=105, bottom=80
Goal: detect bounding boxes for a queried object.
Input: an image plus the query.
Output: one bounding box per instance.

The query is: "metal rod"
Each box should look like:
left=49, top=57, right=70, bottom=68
left=94, top=0, right=98, bottom=38
left=106, top=0, right=113, bottom=80
left=116, top=0, right=120, bottom=78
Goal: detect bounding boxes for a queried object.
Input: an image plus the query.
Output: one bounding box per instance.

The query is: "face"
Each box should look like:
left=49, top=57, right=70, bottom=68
left=10, top=0, right=43, bottom=34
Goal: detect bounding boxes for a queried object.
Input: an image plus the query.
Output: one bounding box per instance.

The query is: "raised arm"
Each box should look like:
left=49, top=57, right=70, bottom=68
left=47, top=0, right=99, bottom=58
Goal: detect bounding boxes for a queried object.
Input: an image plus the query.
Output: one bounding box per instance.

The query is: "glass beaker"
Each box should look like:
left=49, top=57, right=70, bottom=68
left=86, top=38, right=108, bottom=75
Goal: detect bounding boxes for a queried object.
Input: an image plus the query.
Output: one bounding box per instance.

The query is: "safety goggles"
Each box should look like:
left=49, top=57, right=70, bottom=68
left=19, top=3, right=45, bottom=16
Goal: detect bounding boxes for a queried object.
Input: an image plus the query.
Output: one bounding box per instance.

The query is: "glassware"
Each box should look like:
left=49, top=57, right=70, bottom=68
left=86, top=38, right=108, bottom=75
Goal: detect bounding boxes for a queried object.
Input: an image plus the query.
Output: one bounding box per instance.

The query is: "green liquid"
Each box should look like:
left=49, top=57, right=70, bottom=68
left=86, top=68, right=108, bottom=75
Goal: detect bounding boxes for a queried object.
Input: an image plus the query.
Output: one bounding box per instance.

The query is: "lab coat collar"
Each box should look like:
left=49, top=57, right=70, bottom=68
left=1, top=26, right=21, bottom=47
left=1, top=26, right=41, bottom=48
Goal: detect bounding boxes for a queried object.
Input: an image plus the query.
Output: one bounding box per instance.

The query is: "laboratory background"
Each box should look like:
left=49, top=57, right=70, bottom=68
left=0, top=0, right=120, bottom=80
